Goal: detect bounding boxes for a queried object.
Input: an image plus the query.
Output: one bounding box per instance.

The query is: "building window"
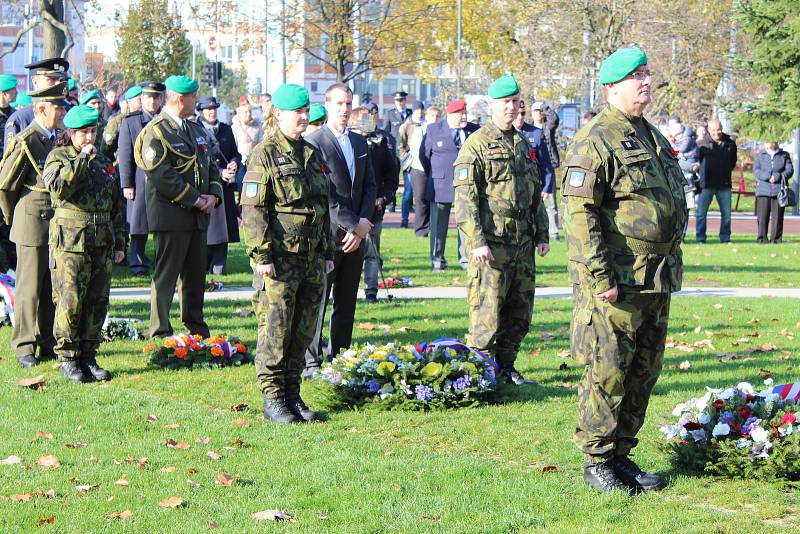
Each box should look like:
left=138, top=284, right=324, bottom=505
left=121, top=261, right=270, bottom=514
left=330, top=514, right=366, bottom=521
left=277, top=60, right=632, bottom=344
left=383, top=78, right=397, bottom=95
left=310, top=81, right=318, bottom=92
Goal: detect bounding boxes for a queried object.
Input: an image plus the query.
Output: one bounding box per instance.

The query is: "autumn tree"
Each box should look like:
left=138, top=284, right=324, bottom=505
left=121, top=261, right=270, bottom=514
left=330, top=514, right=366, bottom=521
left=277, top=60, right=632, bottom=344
left=0, top=0, right=72, bottom=60
left=116, top=0, right=191, bottom=82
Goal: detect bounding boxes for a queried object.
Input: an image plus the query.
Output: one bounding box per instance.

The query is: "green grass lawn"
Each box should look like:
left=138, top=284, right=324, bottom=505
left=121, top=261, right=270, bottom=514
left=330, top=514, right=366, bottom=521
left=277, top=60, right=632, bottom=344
left=2, top=296, right=800, bottom=531
left=112, top=228, right=800, bottom=290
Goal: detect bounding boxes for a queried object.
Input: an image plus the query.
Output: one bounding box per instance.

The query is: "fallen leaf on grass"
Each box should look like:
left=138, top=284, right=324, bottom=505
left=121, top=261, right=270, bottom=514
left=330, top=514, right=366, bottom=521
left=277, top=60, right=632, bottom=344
left=207, top=451, right=221, bottom=461
left=158, top=496, right=184, bottom=508
left=396, top=326, right=417, bottom=333
left=164, top=423, right=180, bottom=430
left=317, top=511, right=329, bottom=520
left=146, top=414, right=159, bottom=424
left=35, top=431, right=53, bottom=440
left=378, top=324, right=392, bottom=332
left=165, top=439, right=190, bottom=450
left=86, top=455, right=99, bottom=463
left=196, top=437, right=210, bottom=445
left=109, top=510, right=133, bottom=520
left=75, top=483, right=100, bottom=492
left=389, top=258, right=402, bottom=264
left=541, top=465, right=559, bottom=473
left=11, top=493, right=32, bottom=502
left=232, top=418, right=251, bottom=428
left=215, top=473, right=237, bottom=487
left=557, top=350, right=571, bottom=358
left=187, top=479, right=200, bottom=489
left=160, top=466, right=176, bottom=473
left=230, top=403, right=248, bottom=412
left=252, top=509, right=294, bottom=522
left=36, top=516, right=55, bottom=526
left=229, top=439, right=245, bottom=447
left=115, top=477, right=129, bottom=486
left=186, top=467, right=198, bottom=475
left=35, top=455, right=60, bottom=469
left=1, top=455, right=22, bottom=465
left=17, top=375, right=46, bottom=389
left=65, top=442, right=86, bottom=449
left=208, top=520, right=220, bottom=528
left=359, top=322, right=375, bottom=330
left=679, top=361, right=692, bottom=371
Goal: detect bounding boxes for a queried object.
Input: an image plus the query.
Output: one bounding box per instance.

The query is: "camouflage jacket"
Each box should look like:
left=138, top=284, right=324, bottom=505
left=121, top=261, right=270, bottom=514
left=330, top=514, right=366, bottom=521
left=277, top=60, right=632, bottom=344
left=44, top=145, right=128, bottom=254
left=561, top=104, right=687, bottom=294
left=240, top=130, right=333, bottom=265
left=100, top=113, right=124, bottom=160
left=0, top=120, right=55, bottom=246
left=453, top=120, right=549, bottom=249
left=135, top=112, right=223, bottom=232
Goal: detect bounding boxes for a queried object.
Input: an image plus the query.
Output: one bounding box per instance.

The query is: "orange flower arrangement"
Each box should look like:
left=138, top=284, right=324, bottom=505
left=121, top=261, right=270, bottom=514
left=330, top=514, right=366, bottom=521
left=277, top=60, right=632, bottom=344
left=193, top=334, right=203, bottom=341
left=174, top=347, right=188, bottom=359
left=143, top=343, right=157, bottom=353
left=210, top=346, right=224, bottom=357
left=164, top=338, right=177, bottom=348
left=207, top=336, right=225, bottom=345
left=235, top=343, right=247, bottom=353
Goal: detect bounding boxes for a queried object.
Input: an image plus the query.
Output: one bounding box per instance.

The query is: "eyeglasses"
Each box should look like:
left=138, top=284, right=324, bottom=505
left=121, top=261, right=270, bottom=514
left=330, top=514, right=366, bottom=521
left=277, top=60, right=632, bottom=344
left=627, top=70, right=654, bottom=81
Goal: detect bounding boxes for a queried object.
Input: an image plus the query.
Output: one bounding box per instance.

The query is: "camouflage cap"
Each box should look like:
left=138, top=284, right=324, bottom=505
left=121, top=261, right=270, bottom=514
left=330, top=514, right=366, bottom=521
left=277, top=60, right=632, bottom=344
left=164, top=75, right=199, bottom=94
left=487, top=75, right=519, bottom=99
left=272, top=83, right=309, bottom=110
left=79, top=89, right=102, bottom=105
left=63, top=104, right=100, bottom=129
left=0, top=74, right=17, bottom=92
left=309, top=103, right=326, bottom=123
left=599, top=47, right=648, bottom=84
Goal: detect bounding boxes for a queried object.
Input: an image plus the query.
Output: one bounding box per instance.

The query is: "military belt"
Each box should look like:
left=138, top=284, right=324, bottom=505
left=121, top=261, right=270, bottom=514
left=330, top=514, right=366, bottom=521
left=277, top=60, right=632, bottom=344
left=605, top=232, right=678, bottom=256
left=54, top=208, right=111, bottom=223
left=487, top=201, right=526, bottom=220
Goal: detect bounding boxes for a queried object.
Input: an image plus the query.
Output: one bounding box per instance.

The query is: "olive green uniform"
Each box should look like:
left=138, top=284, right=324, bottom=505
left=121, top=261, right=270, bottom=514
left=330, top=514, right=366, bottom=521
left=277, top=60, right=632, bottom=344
left=0, top=105, right=15, bottom=271
left=561, top=104, right=687, bottom=461
left=135, top=112, right=223, bottom=339
left=454, top=120, right=549, bottom=369
left=100, top=113, right=123, bottom=161
left=0, top=121, right=57, bottom=359
left=241, top=131, right=333, bottom=398
left=44, top=147, right=127, bottom=362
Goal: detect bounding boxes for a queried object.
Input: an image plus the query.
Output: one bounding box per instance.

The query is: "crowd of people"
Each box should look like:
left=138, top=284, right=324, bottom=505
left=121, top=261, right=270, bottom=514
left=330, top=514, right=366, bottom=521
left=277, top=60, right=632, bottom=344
left=0, top=47, right=795, bottom=494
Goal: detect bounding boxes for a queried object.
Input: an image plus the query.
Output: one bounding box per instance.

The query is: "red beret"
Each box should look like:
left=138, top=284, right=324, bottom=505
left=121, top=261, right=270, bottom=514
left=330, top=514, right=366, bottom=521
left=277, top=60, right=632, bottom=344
left=446, top=99, right=466, bottom=114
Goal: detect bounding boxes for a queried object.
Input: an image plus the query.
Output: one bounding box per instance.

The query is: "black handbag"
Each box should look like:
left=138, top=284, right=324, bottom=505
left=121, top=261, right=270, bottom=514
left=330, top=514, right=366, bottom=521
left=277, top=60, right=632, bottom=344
left=778, top=180, right=796, bottom=208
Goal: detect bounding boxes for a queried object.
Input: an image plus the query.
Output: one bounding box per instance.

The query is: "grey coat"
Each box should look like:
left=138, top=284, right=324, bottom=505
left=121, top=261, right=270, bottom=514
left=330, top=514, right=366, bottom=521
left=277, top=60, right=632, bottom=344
left=753, top=149, right=794, bottom=198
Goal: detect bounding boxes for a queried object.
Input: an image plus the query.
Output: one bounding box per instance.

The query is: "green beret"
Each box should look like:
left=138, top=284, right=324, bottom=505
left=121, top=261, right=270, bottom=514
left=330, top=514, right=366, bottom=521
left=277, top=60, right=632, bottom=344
left=11, top=93, right=31, bottom=108
left=124, top=85, right=142, bottom=99
left=487, top=75, right=520, bottom=99
left=63, top=105, right=100, bottom=129
left=164, top=75, right=199, bottom=94
left=67, top=77, right=77, bottom=91
left=308, top=103, right=326, bottom=123
left=272, top=83, right=310, bottom=111
left=0, top=74, right=17, bottom=92
left=79, top=89, right=102, bottom=105
left=599, top=47, right=648, bottom=84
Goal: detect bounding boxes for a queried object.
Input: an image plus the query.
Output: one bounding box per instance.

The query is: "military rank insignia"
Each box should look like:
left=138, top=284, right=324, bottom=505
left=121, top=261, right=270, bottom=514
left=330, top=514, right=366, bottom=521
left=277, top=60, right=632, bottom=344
left=143, top=146, right=156, bottom=164
left=568, top=170, right=586, bottom=187
left=621, top=139, right=640, bottom=150
left=244, top=182, right=259, bottom=198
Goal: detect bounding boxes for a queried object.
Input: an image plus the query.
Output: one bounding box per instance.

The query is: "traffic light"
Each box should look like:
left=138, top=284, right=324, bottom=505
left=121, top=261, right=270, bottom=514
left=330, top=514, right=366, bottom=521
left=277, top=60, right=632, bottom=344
left=214, top=62, right=223, bottom=86
left=200, top=62, right=224, bottom=88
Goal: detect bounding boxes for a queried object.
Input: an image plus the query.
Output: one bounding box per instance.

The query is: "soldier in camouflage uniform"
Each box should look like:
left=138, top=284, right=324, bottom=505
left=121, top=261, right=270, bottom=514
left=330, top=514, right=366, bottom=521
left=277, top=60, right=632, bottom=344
left=44, top=105, right=128, bottom=382
left=0, top=75, right=18, bottom=271
left=454, top=75, right=550, bottom=386
left=562, top=48, right=686, bottom=493
left=100, top=86, right=140, bottom=160
left=0, top=83, right=69, bottom=368
left=241, top=84, right=334, bottom=423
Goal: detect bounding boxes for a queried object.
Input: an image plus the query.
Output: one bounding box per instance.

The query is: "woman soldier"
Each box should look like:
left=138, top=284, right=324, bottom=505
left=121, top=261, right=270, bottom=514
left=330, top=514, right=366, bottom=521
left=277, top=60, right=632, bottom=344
left=44, top=105, right=127, bottom=382
left=240, top=84, right=334, bottom=423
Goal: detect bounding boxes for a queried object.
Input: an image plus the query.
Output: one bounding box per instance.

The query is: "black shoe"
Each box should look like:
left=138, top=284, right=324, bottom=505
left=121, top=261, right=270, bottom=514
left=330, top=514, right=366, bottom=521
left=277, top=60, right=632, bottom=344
left=286, top=395, right=317, bottom=422
left=400, top=220, right=409, bottom=228
left=79, top=357, right=112, bottom=381
left=583, top=460, right=632, bottom=493
left=17, top=354, right=38, bottom=368
left=365, top=294, right=378, bottom=303
left=613, top=456, right=665, bottom=491
left=263, top=397, right=300, bottom=423
left=38, top=351, right=57, bottom=361
left=501, top=366, right=533, bottom=385
left=60, top=361, right=87, bottom=383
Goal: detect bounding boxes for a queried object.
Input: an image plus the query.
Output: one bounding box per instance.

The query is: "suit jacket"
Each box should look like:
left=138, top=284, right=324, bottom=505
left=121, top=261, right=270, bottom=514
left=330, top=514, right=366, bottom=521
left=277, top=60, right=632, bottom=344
left=518, top=122, right=555, bottom=193
left=0, top=121, right=54, bottom=246
left=306, top=124, right=376, bottom=248
left=421, top=120, right=479, bottom=204
left=118, top=110, right=154, bottom=234
left=137, top=111, right=223, bottom=233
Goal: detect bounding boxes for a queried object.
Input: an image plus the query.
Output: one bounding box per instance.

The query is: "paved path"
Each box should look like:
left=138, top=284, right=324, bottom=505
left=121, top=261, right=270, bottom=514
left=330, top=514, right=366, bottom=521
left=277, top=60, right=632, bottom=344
left=110, top=285, right=800, bottom=301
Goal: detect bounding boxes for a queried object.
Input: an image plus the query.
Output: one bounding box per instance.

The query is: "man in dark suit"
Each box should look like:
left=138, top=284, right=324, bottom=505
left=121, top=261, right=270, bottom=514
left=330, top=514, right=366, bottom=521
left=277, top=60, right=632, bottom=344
left=304, top=83, right=377, bottom=376
left=118, top=80, right=165, bottom=275
left=383, top=91, right=412, bottom=217
left=421, top=99, right=478, bottom=271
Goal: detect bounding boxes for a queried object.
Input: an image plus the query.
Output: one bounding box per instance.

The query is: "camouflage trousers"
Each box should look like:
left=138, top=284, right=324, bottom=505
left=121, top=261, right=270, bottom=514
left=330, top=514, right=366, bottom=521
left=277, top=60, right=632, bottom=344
left=51, top=244, right=113, bottom=362
left=570, top=284, right=671, bottom=461
left=253, top=253, right=326, bottom=398
left=465, top=240, right=535, bottom=368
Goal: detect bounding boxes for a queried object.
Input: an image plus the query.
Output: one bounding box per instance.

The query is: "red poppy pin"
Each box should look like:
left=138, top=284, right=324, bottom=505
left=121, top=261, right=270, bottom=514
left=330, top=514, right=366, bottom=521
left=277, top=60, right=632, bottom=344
left=106, top=165, right=115, bottom=176
left=321, top=163, right=329, bottom=176
left=528, top=149, right=537, bottom=161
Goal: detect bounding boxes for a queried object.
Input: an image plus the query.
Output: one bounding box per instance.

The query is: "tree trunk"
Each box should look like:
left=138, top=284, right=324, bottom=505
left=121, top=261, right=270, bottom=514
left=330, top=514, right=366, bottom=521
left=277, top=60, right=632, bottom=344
left=40, top=0, right=66, bottom=58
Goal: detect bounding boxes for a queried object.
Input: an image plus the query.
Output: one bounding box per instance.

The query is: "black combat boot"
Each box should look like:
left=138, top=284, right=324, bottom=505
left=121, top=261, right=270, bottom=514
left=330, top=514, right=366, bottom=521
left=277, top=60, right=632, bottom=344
left=583, top=459, right=632, bottom=493
left=60, top=360, right=87, bottom=383
left=286, top=394, right=317, bottom=422
left=17, top=354, right=38, bottom=368
left=79, top=357, right=112, bottom=381
left=263, top=396, right=300, bottom=423
left=501, top=365, right=533, bottom=386
left=614, top=456, right=665, bottom=491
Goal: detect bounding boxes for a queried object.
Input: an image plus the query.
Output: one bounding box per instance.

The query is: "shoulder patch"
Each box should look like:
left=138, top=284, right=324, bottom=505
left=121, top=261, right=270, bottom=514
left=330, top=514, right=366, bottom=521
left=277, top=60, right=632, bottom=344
left=621, top=139, right=640, bottom=150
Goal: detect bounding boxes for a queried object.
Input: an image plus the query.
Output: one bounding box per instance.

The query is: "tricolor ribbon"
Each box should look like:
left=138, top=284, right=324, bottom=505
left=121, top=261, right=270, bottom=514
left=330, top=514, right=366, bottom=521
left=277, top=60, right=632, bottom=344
left=770, top=382, right=800, bottom=402
left=426, top=337, right=499, bottom=373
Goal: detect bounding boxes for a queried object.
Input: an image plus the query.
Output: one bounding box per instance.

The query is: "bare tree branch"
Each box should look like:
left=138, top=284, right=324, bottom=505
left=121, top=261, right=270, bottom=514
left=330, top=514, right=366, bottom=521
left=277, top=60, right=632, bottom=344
left=0, top=19, right=39, bottom=60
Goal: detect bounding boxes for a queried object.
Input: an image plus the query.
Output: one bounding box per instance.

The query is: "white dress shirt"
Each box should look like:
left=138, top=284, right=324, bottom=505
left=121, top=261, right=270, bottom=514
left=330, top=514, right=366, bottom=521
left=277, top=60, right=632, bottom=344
left=330, top=125, right=355, bottom=181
